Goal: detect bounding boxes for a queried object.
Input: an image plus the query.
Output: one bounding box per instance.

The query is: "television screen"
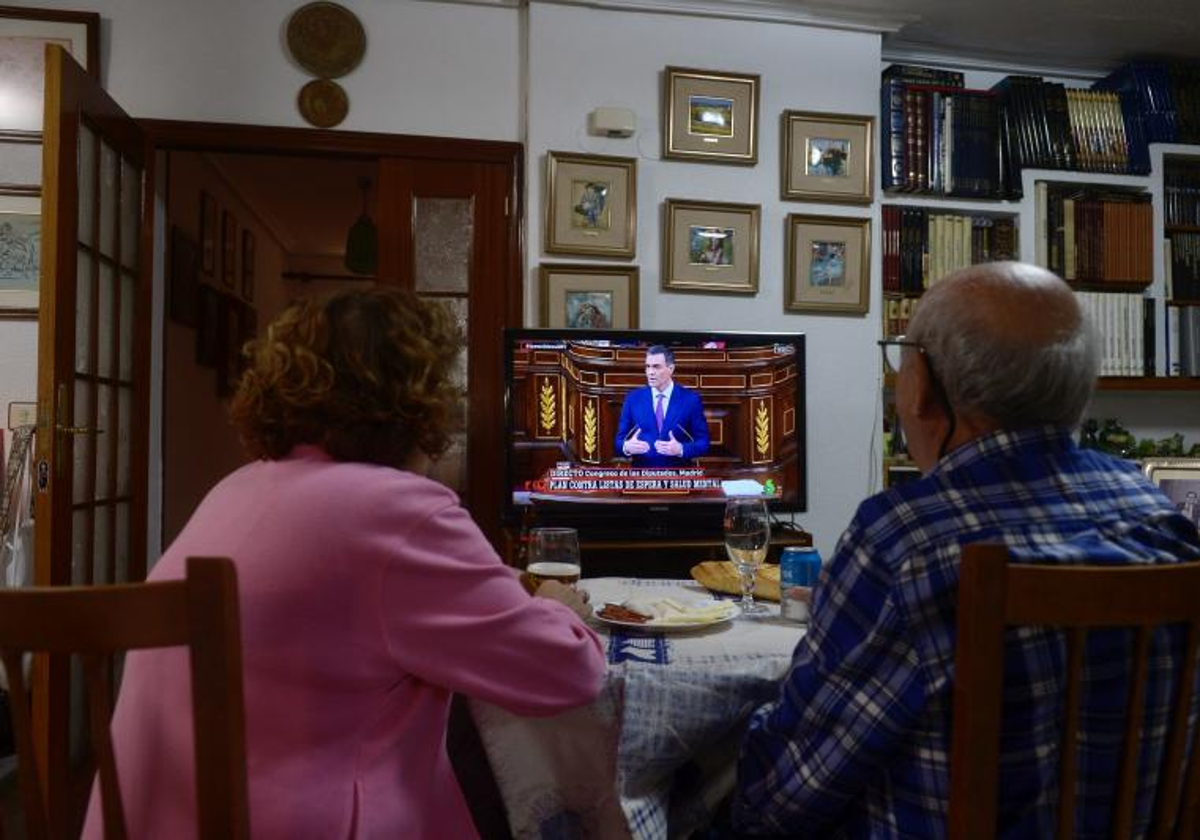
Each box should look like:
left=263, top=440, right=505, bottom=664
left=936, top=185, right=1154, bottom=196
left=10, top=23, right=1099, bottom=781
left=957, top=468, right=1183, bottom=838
left=504, top=329, right=806, bottom=538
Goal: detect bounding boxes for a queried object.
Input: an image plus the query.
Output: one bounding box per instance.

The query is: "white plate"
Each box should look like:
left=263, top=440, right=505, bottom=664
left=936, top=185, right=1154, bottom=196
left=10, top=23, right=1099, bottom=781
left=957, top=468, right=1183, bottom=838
left=593, top=600, right=740, bottom=632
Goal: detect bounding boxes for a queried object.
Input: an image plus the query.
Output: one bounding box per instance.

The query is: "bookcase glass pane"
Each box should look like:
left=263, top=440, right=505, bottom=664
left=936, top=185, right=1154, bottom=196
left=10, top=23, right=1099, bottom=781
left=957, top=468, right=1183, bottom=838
left=117, top=385, right=131, bottom=496
left=98, top=140, right=118, bottom=259
left=414, top=197, right=473, bottom=293
left=78, top=124, right=95, bottom=248
left=75, top=248, right=93, bottom=374
left=96, top=383, right=112, bottom=500
left=119, top=272, right=134, bottom=382
left=120, top=156, right=141, bottom=270
left=428, top=431, right=467, bottom=495
left=72, top=379, right=93, bottom=505
left=98, top=261, right=115, bottom=379
left=92, top=503, right=111, bottom=585
left=71, top=508, right=89, bottom=586
left=114, top=501, right=130, bottom=584
left=430, top=295, right=468, bottom=401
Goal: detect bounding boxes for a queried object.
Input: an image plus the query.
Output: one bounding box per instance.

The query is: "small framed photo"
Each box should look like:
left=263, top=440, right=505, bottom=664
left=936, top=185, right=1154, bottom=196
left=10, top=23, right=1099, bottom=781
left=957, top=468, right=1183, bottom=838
left=0, top=193, right=41, bottom=319
left=662, top=198, right=760, bottom=294
left=199, top=191, right=217, bottom=275
left=785, top=214, right=871, bottom=315
left=539, top=264, right=639, bottom=329
left=241, top=229, right=255, bottom=302
left=168, top=225, right=200, bottom=327
left=1144, top=459, right=1200, bottom=529
left=0, top=7, right=100, bottom=139
left=545, top=151, right=636, bottom=258
left=221, top=210, right=237, bottom=289
left=781, top=111, right=874, bottom=204
left=663, top=66, right=760, bottom=165
left=885, top=462, right=921, bottom=488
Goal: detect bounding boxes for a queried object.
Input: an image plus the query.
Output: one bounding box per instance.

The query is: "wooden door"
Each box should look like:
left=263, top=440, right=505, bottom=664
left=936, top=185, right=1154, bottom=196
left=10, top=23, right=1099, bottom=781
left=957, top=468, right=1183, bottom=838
left=34, top=45, right=152, bottom=835
left=378, top=158, right=519, bottom=547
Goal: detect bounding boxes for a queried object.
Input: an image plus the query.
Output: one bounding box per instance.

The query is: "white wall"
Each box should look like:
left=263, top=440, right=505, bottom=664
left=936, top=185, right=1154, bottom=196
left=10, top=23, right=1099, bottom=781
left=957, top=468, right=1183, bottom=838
left=527, top=3, right=884, bottom=555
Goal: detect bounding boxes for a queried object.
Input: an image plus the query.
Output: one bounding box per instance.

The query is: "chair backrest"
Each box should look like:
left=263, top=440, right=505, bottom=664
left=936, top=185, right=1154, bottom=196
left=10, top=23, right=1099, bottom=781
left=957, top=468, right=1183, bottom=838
left=948, top=543, right=1200, bottom=840
left=0, top=556, right=249, bottom=840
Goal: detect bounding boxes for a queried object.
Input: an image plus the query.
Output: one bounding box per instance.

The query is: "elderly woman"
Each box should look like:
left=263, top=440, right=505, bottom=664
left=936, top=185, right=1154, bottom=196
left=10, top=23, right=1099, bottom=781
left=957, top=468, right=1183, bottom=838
left=85, top=288, right=605, bottom=839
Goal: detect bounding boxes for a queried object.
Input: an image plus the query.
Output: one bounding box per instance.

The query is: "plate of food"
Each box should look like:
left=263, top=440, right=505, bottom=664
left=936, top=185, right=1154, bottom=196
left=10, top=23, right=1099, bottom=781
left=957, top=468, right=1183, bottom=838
left=593, top=597, right=739, bottom=632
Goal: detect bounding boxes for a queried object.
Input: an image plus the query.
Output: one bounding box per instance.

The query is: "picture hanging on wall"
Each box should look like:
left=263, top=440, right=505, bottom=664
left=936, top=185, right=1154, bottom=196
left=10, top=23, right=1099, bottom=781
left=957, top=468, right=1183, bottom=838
left=781, top=111, right=874, bottom=204
left=221, top=210, right=237, bottom=289
left=0, top=7, right=99, bottom=139
left=199, top=191, right=217, bottom=275
left=662, top=198, right=760, bottom=294
left=196, top=283, right=221, bottom=367
left=785, top=214, right=870, bottom=315
left=663, top=66, right=760, bottom=165
left=0, top=192, right=40, bottom=319
left=539, top=263, right=639, bottom=329
left=1143, top=459, right=1200, bottom=529
left=241, top=229, right=255, bottom=302
left=168, top=225, right=200, bottom=327
left=545, top=151, right=637, bottom=259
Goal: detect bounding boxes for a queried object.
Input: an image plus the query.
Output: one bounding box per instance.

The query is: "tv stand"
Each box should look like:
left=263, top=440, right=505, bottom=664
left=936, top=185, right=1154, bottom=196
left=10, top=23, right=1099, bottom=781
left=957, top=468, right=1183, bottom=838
left=502, top=523, right=813, bottom=579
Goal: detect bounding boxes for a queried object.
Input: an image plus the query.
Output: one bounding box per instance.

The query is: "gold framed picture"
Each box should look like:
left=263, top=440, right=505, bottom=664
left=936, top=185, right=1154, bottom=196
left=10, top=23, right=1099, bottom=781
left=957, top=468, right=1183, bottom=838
left=545, top=151, right=637, bottom=259
left=662, top=198, right=760, bottom=294
left=539, top=264, right=639, bottom=329
left=0, top=192, right=40, bottom=319
left=785, top=214, right=870, bottom=315
left=1143, top=459, right=1200, bottom=529
left=781, top=111, right=874, bottom=204
left=0, top=7, right=99, bottom=139
left=663, top=66, right=760, bottom=165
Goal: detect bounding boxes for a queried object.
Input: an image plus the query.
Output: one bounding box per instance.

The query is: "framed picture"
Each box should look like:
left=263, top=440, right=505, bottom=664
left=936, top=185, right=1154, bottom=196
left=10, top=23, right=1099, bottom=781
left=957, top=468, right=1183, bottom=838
left=196, top=284, right=221, bottom=368
left=199, top=191, right=217, bottom=275
left=168, top=225, right=200, bottom=327
left=539, top=264, right=639, bottom=329
left=217, top=294, right=245, bottom=398
left=0, top=7, right=99, bottom=139
left=1144, top=459, right=1200, bottom=529
left=545, top=151, right=636, bottom=259
left=785, top=214, right=871, bottom=315
left=221, top=210, right=237, bottom=289
left=241, top=229, right=255, bottom=302
left=781, top=111, right=874, bottom=204
left=663, top=66, right=760, bottom=165
left=662, top=198, right=760, bottom=294
left=0, top=192, right=40, bottom=319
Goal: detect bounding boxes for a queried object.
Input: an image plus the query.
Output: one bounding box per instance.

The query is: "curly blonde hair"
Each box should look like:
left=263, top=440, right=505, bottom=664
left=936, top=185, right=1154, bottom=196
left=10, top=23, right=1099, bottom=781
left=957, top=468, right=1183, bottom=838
left=229, top=287, right=463, bottom=468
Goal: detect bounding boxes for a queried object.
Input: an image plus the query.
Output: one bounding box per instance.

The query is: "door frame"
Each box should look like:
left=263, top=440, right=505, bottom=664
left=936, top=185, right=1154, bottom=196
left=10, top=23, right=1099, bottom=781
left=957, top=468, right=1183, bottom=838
left=141, top=119, right=524, bottom=550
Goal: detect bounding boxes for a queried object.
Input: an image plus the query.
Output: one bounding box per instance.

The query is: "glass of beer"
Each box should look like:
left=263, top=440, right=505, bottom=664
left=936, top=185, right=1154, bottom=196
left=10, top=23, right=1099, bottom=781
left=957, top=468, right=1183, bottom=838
left=524, top=527, right=582, bottom=590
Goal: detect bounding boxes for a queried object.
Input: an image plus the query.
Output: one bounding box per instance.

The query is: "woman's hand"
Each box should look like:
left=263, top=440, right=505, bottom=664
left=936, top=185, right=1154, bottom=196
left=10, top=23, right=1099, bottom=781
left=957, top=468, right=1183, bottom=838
left=534, top=580, right=592, bottom=622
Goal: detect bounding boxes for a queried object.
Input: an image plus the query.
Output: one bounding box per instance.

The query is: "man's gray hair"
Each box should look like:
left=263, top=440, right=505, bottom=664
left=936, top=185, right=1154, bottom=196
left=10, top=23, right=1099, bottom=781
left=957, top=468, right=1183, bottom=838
left=908, top=262, right=1101, bottom=429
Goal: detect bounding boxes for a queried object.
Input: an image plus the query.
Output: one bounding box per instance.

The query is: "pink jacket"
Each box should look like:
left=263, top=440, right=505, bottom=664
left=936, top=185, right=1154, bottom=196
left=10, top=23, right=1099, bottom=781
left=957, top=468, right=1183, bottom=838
left=83, top=446, right=605, bottom=838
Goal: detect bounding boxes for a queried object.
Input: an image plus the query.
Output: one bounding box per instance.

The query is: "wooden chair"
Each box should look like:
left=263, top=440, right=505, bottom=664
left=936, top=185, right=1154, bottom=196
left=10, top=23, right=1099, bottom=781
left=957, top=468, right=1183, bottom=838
left=0, top=556, right=249, bottom=840
left=949, top=543, right=1200, bottom=840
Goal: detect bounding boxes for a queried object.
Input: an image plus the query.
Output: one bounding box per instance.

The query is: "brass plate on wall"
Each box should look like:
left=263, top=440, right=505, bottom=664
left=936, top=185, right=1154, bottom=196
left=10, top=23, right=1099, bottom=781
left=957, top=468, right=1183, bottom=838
left=286, top=1, right=366, bottom=79
left=297, top=79, right=348, bottom=128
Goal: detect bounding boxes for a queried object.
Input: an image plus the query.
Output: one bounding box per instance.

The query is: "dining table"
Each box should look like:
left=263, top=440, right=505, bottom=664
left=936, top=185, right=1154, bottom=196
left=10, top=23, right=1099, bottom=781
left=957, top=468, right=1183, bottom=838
left=468, top=577, right=806, bottom=839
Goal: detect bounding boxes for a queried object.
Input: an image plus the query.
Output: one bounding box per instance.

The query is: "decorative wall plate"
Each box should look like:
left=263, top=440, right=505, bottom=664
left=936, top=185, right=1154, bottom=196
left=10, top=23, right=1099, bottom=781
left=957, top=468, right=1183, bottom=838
left=297, top=79, right=348, bottom=128
left=286, top=1, right=366, bottom=79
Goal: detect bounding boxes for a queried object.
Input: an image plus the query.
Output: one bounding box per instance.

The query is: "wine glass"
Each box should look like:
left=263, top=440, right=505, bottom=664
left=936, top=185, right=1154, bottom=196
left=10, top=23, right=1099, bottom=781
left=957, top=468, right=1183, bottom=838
left=724, top=497, right=770, bottom=614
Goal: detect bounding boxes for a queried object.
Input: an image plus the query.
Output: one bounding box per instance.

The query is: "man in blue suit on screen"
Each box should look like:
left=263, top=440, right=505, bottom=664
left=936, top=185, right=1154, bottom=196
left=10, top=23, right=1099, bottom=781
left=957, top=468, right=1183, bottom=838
left=614, top=344, right=710, bottom=467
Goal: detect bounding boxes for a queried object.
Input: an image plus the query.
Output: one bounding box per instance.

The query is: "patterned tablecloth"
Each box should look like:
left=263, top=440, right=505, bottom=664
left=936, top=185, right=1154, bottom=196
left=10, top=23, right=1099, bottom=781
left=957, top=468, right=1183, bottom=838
left=469, top=578, right=805, bottom=839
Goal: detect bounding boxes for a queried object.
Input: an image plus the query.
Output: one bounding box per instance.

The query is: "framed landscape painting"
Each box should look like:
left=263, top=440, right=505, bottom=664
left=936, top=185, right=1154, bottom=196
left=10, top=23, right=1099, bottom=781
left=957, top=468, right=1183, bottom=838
left=781, top=111, right=874, bottom=204
left=539, top=264, right=639, bottom=328
left=785, top=214, right=870, bottom=315
left=545, top=151, right=637, bottom=258
left=662, top=198, right=760, bottom=294
left=663, top=66, right=759, bottom=165
left=0, top=193, right=41, bottom=318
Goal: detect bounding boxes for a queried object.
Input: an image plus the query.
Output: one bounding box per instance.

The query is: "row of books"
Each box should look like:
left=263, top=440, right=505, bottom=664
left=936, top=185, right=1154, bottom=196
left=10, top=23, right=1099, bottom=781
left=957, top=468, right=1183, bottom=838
left=1034, top=183, right=1153, bottom=284
left=881, top=207, right=1018, bottom=293
left=1167, top=233, right=1200, bottom=301
left=1096, top=61, right=1200, bottom=147
left=1164, top=159, right=1200, bottom=227
left=882, top=296, right=919, bottom=339
left=1076, top=292, right=1154, bottom=377
left=1168, top=306, right=1200, bottom=377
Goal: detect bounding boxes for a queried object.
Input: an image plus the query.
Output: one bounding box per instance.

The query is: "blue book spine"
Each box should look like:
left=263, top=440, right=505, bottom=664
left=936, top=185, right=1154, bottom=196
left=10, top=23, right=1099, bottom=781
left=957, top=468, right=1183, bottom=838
left=881, top=80, right=907, bottom=191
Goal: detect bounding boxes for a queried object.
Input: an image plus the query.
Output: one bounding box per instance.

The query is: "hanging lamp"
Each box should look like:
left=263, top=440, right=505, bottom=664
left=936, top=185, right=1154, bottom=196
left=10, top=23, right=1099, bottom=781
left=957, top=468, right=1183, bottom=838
left=344, top=176, right=378, bottom=275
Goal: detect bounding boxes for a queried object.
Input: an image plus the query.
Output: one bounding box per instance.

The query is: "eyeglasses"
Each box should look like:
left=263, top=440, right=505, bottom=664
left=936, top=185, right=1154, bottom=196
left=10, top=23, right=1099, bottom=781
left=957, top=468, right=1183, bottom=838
left=877, top=336, right=925, bottom=375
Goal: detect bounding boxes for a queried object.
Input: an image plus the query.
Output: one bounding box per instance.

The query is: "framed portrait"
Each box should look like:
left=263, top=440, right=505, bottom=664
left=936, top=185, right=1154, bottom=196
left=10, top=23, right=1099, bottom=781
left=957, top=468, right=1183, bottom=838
left=545, top=151, right=636, bottom=258
left=1144, top=460, right=1200, bottom=529
left=168, top=225, right=200, bottom=327
left=663, top=66, right=760, bottom=165
left=785, top=214, right=871, bottom=315
left=781, top=111, right=874, bottom=204
left=0, top=193, right=41, bottom=319
left=539, top=264, right=639, bottom=329
left=241, top=229, right=255, bottom=302
left=0, top=7, right=99, bottom=139
left=662, top=198, right=760, bottom=294
left=199, top=191, right=217, bottom=275
left=220, top=210, right=237, bottom=289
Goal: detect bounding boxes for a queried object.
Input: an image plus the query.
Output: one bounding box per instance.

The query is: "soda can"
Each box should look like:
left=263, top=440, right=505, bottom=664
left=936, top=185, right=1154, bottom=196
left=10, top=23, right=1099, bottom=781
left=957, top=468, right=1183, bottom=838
left=780, top=546, right=821, bottom=623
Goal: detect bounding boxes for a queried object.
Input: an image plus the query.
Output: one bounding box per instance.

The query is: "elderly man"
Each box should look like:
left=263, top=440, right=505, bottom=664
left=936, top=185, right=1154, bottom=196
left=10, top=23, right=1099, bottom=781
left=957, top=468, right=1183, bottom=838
left=732, top=262, right=1200, bottom=837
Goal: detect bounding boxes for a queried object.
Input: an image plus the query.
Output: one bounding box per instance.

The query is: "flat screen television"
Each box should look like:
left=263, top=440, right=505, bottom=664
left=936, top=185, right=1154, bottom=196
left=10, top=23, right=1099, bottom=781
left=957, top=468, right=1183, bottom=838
left=503, top=328, right=806, bottom=539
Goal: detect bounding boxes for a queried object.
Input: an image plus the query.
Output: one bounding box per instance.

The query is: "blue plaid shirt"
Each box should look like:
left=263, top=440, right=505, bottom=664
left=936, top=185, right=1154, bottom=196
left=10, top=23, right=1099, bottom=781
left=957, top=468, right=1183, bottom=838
left=733, top=426, right=1200, bottom=838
